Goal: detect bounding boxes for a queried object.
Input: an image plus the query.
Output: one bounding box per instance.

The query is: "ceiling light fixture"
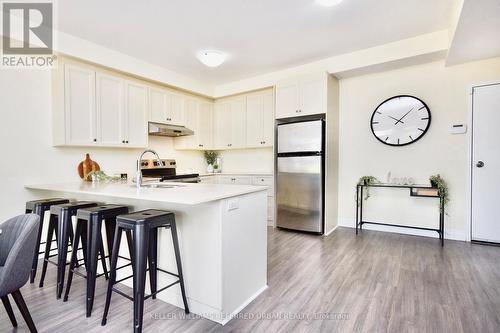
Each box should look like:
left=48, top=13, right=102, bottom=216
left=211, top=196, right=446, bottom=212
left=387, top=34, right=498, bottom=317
left=316, top=0, right=343, bottom=6
left=197, top=50, right=227, bottom=68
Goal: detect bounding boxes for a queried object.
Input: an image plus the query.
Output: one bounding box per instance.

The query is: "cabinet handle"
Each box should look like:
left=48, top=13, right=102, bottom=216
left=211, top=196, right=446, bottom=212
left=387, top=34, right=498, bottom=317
left=122, top=140, right=125, bottom=143
left=93, top=138, right=97, bottom=142
left=126, top=140, right=129, bottom=144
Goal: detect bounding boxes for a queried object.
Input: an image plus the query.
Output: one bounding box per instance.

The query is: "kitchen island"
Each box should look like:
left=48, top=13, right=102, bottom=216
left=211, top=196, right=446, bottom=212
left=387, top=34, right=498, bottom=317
left=25, top=181, right=268, bottom=325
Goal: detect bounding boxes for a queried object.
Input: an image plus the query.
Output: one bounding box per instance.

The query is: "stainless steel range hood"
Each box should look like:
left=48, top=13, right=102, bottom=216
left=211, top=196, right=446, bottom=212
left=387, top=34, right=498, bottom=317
left=148, top=122, right=194, bottom=137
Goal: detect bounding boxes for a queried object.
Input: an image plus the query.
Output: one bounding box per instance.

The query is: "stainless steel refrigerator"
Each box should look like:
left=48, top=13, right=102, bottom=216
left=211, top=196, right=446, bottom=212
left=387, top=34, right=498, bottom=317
left=276, top=115, right=325, bottom=234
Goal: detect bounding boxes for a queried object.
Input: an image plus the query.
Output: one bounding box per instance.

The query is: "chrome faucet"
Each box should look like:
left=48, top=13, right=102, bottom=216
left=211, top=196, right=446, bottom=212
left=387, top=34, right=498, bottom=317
left=136, top=149, right=163, bottom=188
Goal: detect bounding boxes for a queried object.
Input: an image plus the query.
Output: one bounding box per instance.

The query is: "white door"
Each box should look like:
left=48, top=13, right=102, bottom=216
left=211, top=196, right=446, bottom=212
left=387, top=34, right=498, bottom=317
left=246, top=93, right=264, bottom=147
left=124, top=81, right=148, bottom=147
left=299, top=74, right=325, bottom=116
left=64, top=65, right=96, bottom=145
left=149, top=88, right=168, bottom=123
left=197, top=101, right=213, bottom=149
left=170, top=93, right=185, bottom=126
left=96, top=73, right=124, bottom=146
left=472, top=83, right=500, bottom=242
left=262, top=92, right=274, bottom=146
left=275, top=80, right=298, bottom=119
left=230, top=97, right=247, bottom=148
left=214, top=102, right=231, bottom=148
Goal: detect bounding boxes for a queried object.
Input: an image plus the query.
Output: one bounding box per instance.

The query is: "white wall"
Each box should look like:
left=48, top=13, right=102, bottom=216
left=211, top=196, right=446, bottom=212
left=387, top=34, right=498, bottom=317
left=337, top=57, right=500, bottom=240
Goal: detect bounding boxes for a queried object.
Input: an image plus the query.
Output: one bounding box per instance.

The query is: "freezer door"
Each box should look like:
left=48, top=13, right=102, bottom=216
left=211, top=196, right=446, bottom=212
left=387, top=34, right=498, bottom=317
left=277, top=120, right=323, bottom=153
left=276, top=155, right=323, bottom=233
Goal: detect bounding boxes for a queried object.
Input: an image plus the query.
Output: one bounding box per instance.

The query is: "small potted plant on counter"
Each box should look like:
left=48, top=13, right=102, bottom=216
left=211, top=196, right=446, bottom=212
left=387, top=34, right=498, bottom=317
left=204, top=150, right=219, bottom=173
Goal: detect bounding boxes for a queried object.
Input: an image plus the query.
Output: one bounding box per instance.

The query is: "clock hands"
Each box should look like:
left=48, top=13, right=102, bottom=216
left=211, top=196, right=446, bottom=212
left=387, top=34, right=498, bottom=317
left=387, top=115, right=404, bottom=124
left=394, top=108, right=414, bottom=125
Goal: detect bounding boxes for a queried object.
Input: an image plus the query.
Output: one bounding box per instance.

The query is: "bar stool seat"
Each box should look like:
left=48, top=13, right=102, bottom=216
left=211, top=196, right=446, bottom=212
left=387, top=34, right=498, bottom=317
left=64, top=204, right=134, bottom=318
left=25, top=198, right=70, bottom=284
left=101, top=209, right=189, bottom=333
left=39, top=201, right=99, bottom=299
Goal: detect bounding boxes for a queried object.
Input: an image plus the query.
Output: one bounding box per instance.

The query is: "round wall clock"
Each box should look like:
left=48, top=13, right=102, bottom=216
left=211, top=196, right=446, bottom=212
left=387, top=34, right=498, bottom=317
left=370, top=95, right=431, bottom=146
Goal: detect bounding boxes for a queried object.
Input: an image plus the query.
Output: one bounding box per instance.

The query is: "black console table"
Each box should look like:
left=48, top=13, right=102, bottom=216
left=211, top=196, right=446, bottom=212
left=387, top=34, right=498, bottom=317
left=355, top=184, right=445, bottom=246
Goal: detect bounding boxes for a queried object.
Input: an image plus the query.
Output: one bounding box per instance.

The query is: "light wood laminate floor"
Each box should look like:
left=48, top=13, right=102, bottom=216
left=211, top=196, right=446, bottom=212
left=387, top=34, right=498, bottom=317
left=2, top=227, right=500, bottom=333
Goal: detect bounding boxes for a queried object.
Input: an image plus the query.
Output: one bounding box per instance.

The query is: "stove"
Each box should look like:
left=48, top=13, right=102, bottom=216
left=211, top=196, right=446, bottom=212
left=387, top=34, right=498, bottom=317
left=140, top=159, right=200, bottom=183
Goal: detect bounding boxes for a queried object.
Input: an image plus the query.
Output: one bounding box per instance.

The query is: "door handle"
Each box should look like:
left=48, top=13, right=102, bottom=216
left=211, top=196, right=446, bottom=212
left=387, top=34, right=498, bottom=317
left=476, top=161, right=484, bottom=168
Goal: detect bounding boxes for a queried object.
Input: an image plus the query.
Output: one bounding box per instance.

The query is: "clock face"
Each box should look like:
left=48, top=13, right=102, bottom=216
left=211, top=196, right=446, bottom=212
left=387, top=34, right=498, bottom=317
left=370, top=95, right=431, bottom=146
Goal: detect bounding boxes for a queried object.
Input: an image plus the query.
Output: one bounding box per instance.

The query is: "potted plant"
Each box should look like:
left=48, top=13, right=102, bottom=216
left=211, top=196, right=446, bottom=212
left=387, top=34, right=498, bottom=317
left=358, top=176, right=379, bottom=200
left=429, top=174, right=449, bottom=207
left=203, top=151, right=219, bottom=173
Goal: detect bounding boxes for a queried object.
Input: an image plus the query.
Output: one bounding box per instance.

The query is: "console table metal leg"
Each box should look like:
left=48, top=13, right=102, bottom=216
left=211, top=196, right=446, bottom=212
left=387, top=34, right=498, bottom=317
left=440, top=198, right=444, bottom=247
left=359, top=186, right=363, bottom=231
left=355, top=186, right=359, bottom=235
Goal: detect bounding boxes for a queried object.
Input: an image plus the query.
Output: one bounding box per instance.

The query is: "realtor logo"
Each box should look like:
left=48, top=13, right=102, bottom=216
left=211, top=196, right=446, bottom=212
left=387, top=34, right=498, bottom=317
left=2, top=1, right=55, bottom=67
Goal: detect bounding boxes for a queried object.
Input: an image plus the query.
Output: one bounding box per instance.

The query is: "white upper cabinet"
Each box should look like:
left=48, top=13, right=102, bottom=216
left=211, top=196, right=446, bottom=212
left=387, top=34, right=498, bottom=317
left=124, top=81, right=148, bottom=148
left=214, top=101, right=231, bottom=148
left=149, top=89, right=185, bottom=126
left=246, top=90, right=274, bottom=147
left=230, top=97, right=247, bottom=148
left=174, top=98, right=213, bottom=150
left=64, top=64, right=96, bottom=145
left=56, top=62, right=148, bottom=148
left=213, top=97, right=247, bottom=149
left=275, top=73, right=327, bottom=119
left=197, top=101, right=213, bottom=149
left=96, top=73, right=125, bottom=146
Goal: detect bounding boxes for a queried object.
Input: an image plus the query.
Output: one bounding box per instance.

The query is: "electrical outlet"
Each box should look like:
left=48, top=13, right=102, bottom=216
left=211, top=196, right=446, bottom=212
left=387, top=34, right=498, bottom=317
left=227, top=198, right=239, bottom=211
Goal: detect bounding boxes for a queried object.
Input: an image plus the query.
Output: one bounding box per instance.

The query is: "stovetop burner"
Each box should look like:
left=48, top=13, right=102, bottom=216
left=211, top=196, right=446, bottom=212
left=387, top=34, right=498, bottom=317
left=140, top=159, right=200, bottom=183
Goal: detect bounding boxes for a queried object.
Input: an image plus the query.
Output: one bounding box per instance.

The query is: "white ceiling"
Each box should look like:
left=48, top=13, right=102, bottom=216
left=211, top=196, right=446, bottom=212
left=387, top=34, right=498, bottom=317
left=447, top=0, right=500, bottom=65
left=57, top=0, right=458, bottom=85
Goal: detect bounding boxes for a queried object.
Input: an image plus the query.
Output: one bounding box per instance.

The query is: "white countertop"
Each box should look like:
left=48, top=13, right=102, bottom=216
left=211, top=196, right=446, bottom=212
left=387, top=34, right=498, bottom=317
left=199, top=172, right=273, bottom=177
left=25, top=181, right=267, bottom=206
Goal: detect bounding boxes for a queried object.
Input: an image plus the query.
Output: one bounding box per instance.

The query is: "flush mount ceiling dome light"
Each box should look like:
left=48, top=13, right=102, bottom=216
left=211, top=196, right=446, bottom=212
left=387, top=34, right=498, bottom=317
left=197, top=50, right=227, bottom=68
left=316, top=0, right=343, bottom=6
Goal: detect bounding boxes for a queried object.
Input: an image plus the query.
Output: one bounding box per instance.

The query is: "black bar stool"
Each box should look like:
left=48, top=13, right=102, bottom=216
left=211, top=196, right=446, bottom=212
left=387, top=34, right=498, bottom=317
left=101, top=209, right=189, bottom=333
left=64, top=204, right=134, bottom=318
left=39, top=201, right=99, bottom=299
left=25, top=198, right=70, bottom=284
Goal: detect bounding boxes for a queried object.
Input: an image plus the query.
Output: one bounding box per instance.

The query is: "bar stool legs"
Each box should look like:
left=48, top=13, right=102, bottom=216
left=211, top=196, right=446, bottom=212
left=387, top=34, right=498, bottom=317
left=38, top=214, right=59, bottom=288
left=101, top=226, right=122, bottom=326
left=101, top=210, right=189, bottom=333
left=170, top=222, right=189, bottom=314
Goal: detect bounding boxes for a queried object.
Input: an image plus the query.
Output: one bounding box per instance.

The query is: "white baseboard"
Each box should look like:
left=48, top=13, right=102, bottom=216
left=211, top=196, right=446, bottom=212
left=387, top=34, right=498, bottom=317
left=338, top=217, right=466, bottom=241
left=324, top=225, right=338, bottom=237
left=220, top=285, right=268, bottom=325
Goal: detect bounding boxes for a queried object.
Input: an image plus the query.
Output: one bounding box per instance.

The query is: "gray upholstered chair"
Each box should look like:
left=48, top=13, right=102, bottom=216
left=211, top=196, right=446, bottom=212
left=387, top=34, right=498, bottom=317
left=0, top=214, right=40, bottom=333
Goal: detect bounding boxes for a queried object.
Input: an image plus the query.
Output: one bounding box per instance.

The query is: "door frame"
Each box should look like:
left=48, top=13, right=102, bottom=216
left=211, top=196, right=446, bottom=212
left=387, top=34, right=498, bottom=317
left=467, top=81, right=500, bottom=242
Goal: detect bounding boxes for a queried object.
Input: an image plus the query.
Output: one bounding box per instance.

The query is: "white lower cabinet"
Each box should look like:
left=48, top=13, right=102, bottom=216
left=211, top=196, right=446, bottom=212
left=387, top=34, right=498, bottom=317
left=202, top=174, right=275, bottom=225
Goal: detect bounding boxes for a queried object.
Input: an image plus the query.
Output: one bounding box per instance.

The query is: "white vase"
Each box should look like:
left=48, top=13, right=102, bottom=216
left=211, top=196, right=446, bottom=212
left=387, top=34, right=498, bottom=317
left=206, top=164, right=214, bottom=173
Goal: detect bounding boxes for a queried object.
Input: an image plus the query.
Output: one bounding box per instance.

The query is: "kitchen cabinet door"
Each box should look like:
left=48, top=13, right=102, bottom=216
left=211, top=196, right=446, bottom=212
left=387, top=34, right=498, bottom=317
left=246, top=91, right=274, bottom=148
left=124, top=81, right=148, bottom=148
left=169, top=93, right=186, bottom=126
left=149, top=87, right=169, bottom=123
left=299, top=74, right=326, bottom=116
left=275, top=80, right=299, bottom=119
left=230, top=97, right=247, bottom=148
left=96, top=73, right=125, bottom=146
left=217, top=176, right=252, bottom=185
left=262, top=92, right=274, bottom=146
left=197, top=101, right=213, bottom=149
left=214, top=102, right=231, bottom=148
left=246, top=93, right=264, bottom=147
left=64, top=64, right=96, bottom=145
left=178, top=98, right=198, bottom=149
